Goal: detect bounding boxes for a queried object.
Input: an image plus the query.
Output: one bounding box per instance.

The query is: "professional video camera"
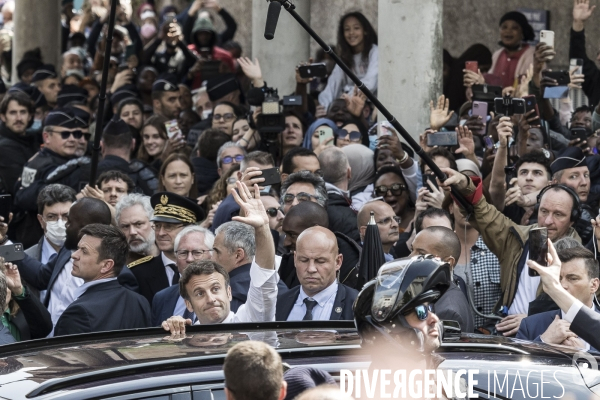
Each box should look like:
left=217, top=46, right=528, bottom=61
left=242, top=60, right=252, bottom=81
left=247, top=85, right=302, bottom=142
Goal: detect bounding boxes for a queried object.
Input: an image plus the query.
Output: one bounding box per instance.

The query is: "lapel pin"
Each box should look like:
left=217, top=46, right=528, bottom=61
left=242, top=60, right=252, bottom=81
left=335, top=307, right=342, bottom=313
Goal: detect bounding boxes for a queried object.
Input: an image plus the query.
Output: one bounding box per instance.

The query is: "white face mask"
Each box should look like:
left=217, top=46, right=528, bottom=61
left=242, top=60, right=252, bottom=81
left=202, top=109, right=213, bottom=120
left=45, top=219, right=67, bottom=247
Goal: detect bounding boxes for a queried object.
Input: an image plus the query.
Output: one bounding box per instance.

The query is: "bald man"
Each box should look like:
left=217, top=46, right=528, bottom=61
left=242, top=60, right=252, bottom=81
left=275, top=226, right=359, bottom=321
left=357, top=201, right=400, bottom=260
left=410, top=226, right=474, bottom=333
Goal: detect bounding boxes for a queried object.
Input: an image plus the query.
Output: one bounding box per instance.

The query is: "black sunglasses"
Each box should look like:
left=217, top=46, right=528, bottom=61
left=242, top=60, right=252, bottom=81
left=222, top=155, right=245, bottom=165
left=374, top=183, right=406, bottom=197
left=338, top=129, right=361, bottom=142
left=266, top=207, right=284, bottom=217
left=413, top=304, right=434, bottom=321
left=49, top=129, right=89, bottom=140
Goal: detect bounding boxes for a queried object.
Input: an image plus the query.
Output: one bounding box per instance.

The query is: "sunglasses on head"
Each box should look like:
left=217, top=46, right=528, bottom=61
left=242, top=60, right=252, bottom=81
left=266, top=207, right=284, bottom=217
left=338, top=129, right=361, bottom=142
left=222, top=154, right=244, bottom=165
left=374, top=183, right=406, bottom=197
left=49, top=129, right=89, bottom=140
left=412, top=304, right=434, bottom=321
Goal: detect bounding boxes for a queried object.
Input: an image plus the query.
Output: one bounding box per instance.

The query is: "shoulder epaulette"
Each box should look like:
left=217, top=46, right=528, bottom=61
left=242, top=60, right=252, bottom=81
left=127, top=255, right=153, bottom=268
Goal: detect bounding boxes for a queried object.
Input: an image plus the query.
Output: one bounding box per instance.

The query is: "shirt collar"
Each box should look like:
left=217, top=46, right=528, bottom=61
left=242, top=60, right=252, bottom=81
left=74, top=277, right=118, bottom=299
left=297, top=280, right=339, bottom=307
left=161, top=252, right=176, bottom=266
left=194, top=311, right=235, bottom=325
left=325, top=182, right=350, bottom=199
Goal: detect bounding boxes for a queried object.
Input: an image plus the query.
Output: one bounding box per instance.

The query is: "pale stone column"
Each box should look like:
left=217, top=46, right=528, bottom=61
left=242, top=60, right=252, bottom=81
left=12, top=0, right=62, bottom=84
left=252, top=0, right=310, bottom=95
left=378, top=0, right=443, bottom=142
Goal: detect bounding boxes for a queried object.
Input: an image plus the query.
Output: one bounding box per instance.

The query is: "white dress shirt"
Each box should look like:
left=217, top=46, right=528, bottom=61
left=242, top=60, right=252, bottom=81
left=508, top=251, right=540, bottom=315
left=73, top=277, right=118, bottom=299
left=161, top=252, right=178, bottom=284
left=174, top=295, right=188, bottom=317
left=287, top=281, right=339, bottom=321
left=194, top=257, right=279, bottom=324
left=47, top=256, right=84, bottom=336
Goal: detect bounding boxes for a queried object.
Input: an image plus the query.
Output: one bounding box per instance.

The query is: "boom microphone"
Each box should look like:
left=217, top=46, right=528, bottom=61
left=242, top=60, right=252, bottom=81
left=264, top=1, right=281, bottom=40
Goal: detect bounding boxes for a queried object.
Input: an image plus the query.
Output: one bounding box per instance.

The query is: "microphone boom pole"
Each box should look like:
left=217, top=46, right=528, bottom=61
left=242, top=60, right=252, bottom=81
left=89, top=0, right=119, bottom=186
left=267, top=0, right=473, bottom=213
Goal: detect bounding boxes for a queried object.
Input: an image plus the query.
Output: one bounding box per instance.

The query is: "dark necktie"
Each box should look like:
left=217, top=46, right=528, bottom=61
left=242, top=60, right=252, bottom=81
left=167, top=264, right=179, bottom=285
left=303, top=298, right=318, bottom=321
left=182, top=307, right=195, bottom=322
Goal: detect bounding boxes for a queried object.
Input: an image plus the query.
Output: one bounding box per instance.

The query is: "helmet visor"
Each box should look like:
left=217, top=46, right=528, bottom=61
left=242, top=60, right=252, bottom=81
left=372, top=258, right=414, bottom=323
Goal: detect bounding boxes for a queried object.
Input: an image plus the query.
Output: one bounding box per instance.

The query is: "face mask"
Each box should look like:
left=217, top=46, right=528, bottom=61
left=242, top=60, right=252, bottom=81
left=30, top=119, right=42, bottom=131
left=141, top=23, right=157, bottom=39
left=202, top=109, right=212, bottom=120
left=45, top=219, right=67, bottom=247
left=65, top=69, right=85, bottom=79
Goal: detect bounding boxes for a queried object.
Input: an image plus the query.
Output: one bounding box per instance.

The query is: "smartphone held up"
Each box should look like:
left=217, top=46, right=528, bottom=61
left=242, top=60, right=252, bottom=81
left=528, top=227, right=548, bottom=277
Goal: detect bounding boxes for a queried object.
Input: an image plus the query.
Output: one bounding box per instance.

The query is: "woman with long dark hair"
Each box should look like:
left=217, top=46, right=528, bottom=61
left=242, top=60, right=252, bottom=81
left=318, top=12, right=378, bottom=109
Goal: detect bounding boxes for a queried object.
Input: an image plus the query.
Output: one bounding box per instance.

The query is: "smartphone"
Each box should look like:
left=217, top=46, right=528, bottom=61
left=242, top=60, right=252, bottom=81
left=571, top=127, right=588, bottom=143
left=505, top=165, right=515, bottom=189
left=124, top=44, right=136, bottom=61
left=540, top=30, right=555, bottom=48
left=471, top=101, right=488, bottom=135
left=570, top=58, right=583, bottom=75
left=543, top=86, right=570, bottom=99
left=260, top=167, right=281, bottom=186
left=298, top=63, right=328, bottom=79
left=0, top=194, right=10, bottom=222
left=318, top=126, right=334, bottom=146
left=427, top=132, right=458, bottom=147
left=528, top=227, right=548, bottom=276
left=165, top=120, right=182, bottom=139
left=422, top=174, right=438, bottom=192
left=483, top=135, right=494, bottom=149
left=465, top=61, right=478, bottom=73
left=0, top=243, right=25, bottom=263
left=542, top=70, right=570, bottom=86
left=523, top=95, right=540, bottom=119
left=377, top=121, right=393, bottom=137
left=282, top=95, right=302, bottom=106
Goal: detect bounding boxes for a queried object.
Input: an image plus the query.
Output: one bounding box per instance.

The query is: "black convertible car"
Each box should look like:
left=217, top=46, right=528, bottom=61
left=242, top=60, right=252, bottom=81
left=0, top=321, right=599, bottom=399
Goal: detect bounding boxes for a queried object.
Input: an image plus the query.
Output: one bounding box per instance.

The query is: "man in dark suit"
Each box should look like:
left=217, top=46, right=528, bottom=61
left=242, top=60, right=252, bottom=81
left=276, top=226, right=358, bottom=321
left=410, top=226, right=474, bottom=333
left=517, top=246, right=600, bottom=350
left=9, top=198, right=138, bottom=332
left=152, top=225, right=215, bottom=326
left=54, top=224, right=151, bottom=335
left=127, top=192, right=204, bottom=304
left=213, top=220, right=288, bottom=312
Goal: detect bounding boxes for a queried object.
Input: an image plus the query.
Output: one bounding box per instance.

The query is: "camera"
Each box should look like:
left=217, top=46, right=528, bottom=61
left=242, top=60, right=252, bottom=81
left=494, top=95, right=525, bottom=117
left=248, top=85, right=303, bottom=142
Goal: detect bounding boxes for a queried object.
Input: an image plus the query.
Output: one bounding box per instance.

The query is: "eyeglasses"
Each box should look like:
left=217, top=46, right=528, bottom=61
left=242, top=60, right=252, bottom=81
left=374, top=183, right=406, bottom=197
left=152, top=222, right=184, bottom=232
left=48, top=129, right=91, bottom=140
left=282, top=192, right=321, bottom=205
left=376, top=216, right=401, bottom=226
left=222, top=154, right=244, bottom=165
left=266, top=207, right=284, bottom=217
left=43, top=214, right=68, bottom=223
left=338, top=129, right=362, bottom=142
left=175, top=249, right=213, bottom=259
left=411, top=304, right=435, bottom=321
left=298, top=169, right=324, bottom=177
left=213, top=113, right=235, bottom=122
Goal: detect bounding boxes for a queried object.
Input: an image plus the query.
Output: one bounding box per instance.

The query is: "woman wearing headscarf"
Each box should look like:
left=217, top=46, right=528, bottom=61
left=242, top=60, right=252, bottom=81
left=488, top=11, right=536, bottom=88
left=302, top=118, right=339, bottom=155
left=341, top=144, right=375, bottom=211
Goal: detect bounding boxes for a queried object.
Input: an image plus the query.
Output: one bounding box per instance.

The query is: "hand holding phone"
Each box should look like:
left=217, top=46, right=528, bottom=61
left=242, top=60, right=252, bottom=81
left=318, top=126, right=334, bottom=147
left=539, top=31, right=555, bottom=60
left=528, top=228, right=548, bottom=276
left=260, top=167, right=281, bottom=186
left=165, top=120, right=183, bottom=139
left=465, top=61, right=478, bottom=73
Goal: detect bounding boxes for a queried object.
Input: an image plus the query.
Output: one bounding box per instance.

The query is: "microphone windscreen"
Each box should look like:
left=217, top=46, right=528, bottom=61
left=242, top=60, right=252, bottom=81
left=264, top=1, right=281, bottom=40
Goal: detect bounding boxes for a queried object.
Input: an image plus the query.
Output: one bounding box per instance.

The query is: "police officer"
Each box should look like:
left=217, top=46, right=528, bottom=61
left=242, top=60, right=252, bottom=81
left=152, top=73, right=181, bottom=120
left=127, top=191, right=204, bottom=304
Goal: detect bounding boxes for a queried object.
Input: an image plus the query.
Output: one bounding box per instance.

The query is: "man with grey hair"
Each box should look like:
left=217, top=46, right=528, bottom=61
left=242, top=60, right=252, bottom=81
left=217, top=141, right=246, bottom=177
left=0, top=272, right=15, bottom=344
left=152, top=225, right=215, bottom=325
left=115, top=193, right=159, bottom=264
left=280, top=171, right=328, bottom=214
left=317, top=147, right=360, bottom=242
left=214, top=220, right=287, bottom=311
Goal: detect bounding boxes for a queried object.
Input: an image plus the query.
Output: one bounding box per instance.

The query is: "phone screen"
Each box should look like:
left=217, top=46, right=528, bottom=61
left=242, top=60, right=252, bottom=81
left=165, top=120, right=182, bottom=139
left=377, top=121, right=393, bottom=137
left=528, top=227, right=548, bottom=276
left=0, top=195, right=10, bottom=222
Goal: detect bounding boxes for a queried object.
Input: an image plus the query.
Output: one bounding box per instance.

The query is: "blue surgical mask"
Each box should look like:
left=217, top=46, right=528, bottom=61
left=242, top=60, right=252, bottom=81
left=31, top=119, right=42, bottom=130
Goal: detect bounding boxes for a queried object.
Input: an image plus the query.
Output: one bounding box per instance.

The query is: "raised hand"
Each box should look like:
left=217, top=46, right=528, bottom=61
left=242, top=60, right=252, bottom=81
left=496, top=116, right=514, bottom=147
left=231, top=181, right=269, bottom=228
left=295, top=58, right=314, bottom=84
left=238, top=57, right=264, bottom=87
left=505, top=178, right=526, bottom=206
left=343, top=86, right=367, bottom=117
left=463, top=69, right=485, bottom=88
left=4, top=262, right=23, bottom=297
left=429, top=95, right=454, bottom=131
left=455, top=126, right=475, bottom=157
left=573, top=0, right=596, bottom=30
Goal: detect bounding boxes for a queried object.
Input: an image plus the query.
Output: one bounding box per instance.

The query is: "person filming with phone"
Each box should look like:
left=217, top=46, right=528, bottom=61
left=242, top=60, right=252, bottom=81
left=441, top=166, right=583, bottom=337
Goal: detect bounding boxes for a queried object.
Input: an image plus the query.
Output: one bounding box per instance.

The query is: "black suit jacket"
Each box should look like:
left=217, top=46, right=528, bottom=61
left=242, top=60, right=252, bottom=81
left=570, top=306, right=600, bottom=352
left=127, top=255, right=171, bottom=304
left=11, top=286, right=53, bottom=340
left=435, top=282, right=474, bottom=333
left=275, top=283, right=358, bottom=321
left=151, top=284, right=180, bottom=326
left=229, top=263, right=289, bottom=313
left=54, top=280, right=151, bottom=336
left=17, top=247, right=139, bottom=306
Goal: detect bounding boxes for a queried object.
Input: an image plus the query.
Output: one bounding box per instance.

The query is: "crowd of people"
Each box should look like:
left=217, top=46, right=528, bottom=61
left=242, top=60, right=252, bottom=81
left=0, top=0, right=599, bottom=386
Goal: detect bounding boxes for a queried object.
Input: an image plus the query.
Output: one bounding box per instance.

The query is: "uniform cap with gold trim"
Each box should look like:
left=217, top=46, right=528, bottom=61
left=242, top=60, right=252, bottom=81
left=150, top=191, right=204, bottom=224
